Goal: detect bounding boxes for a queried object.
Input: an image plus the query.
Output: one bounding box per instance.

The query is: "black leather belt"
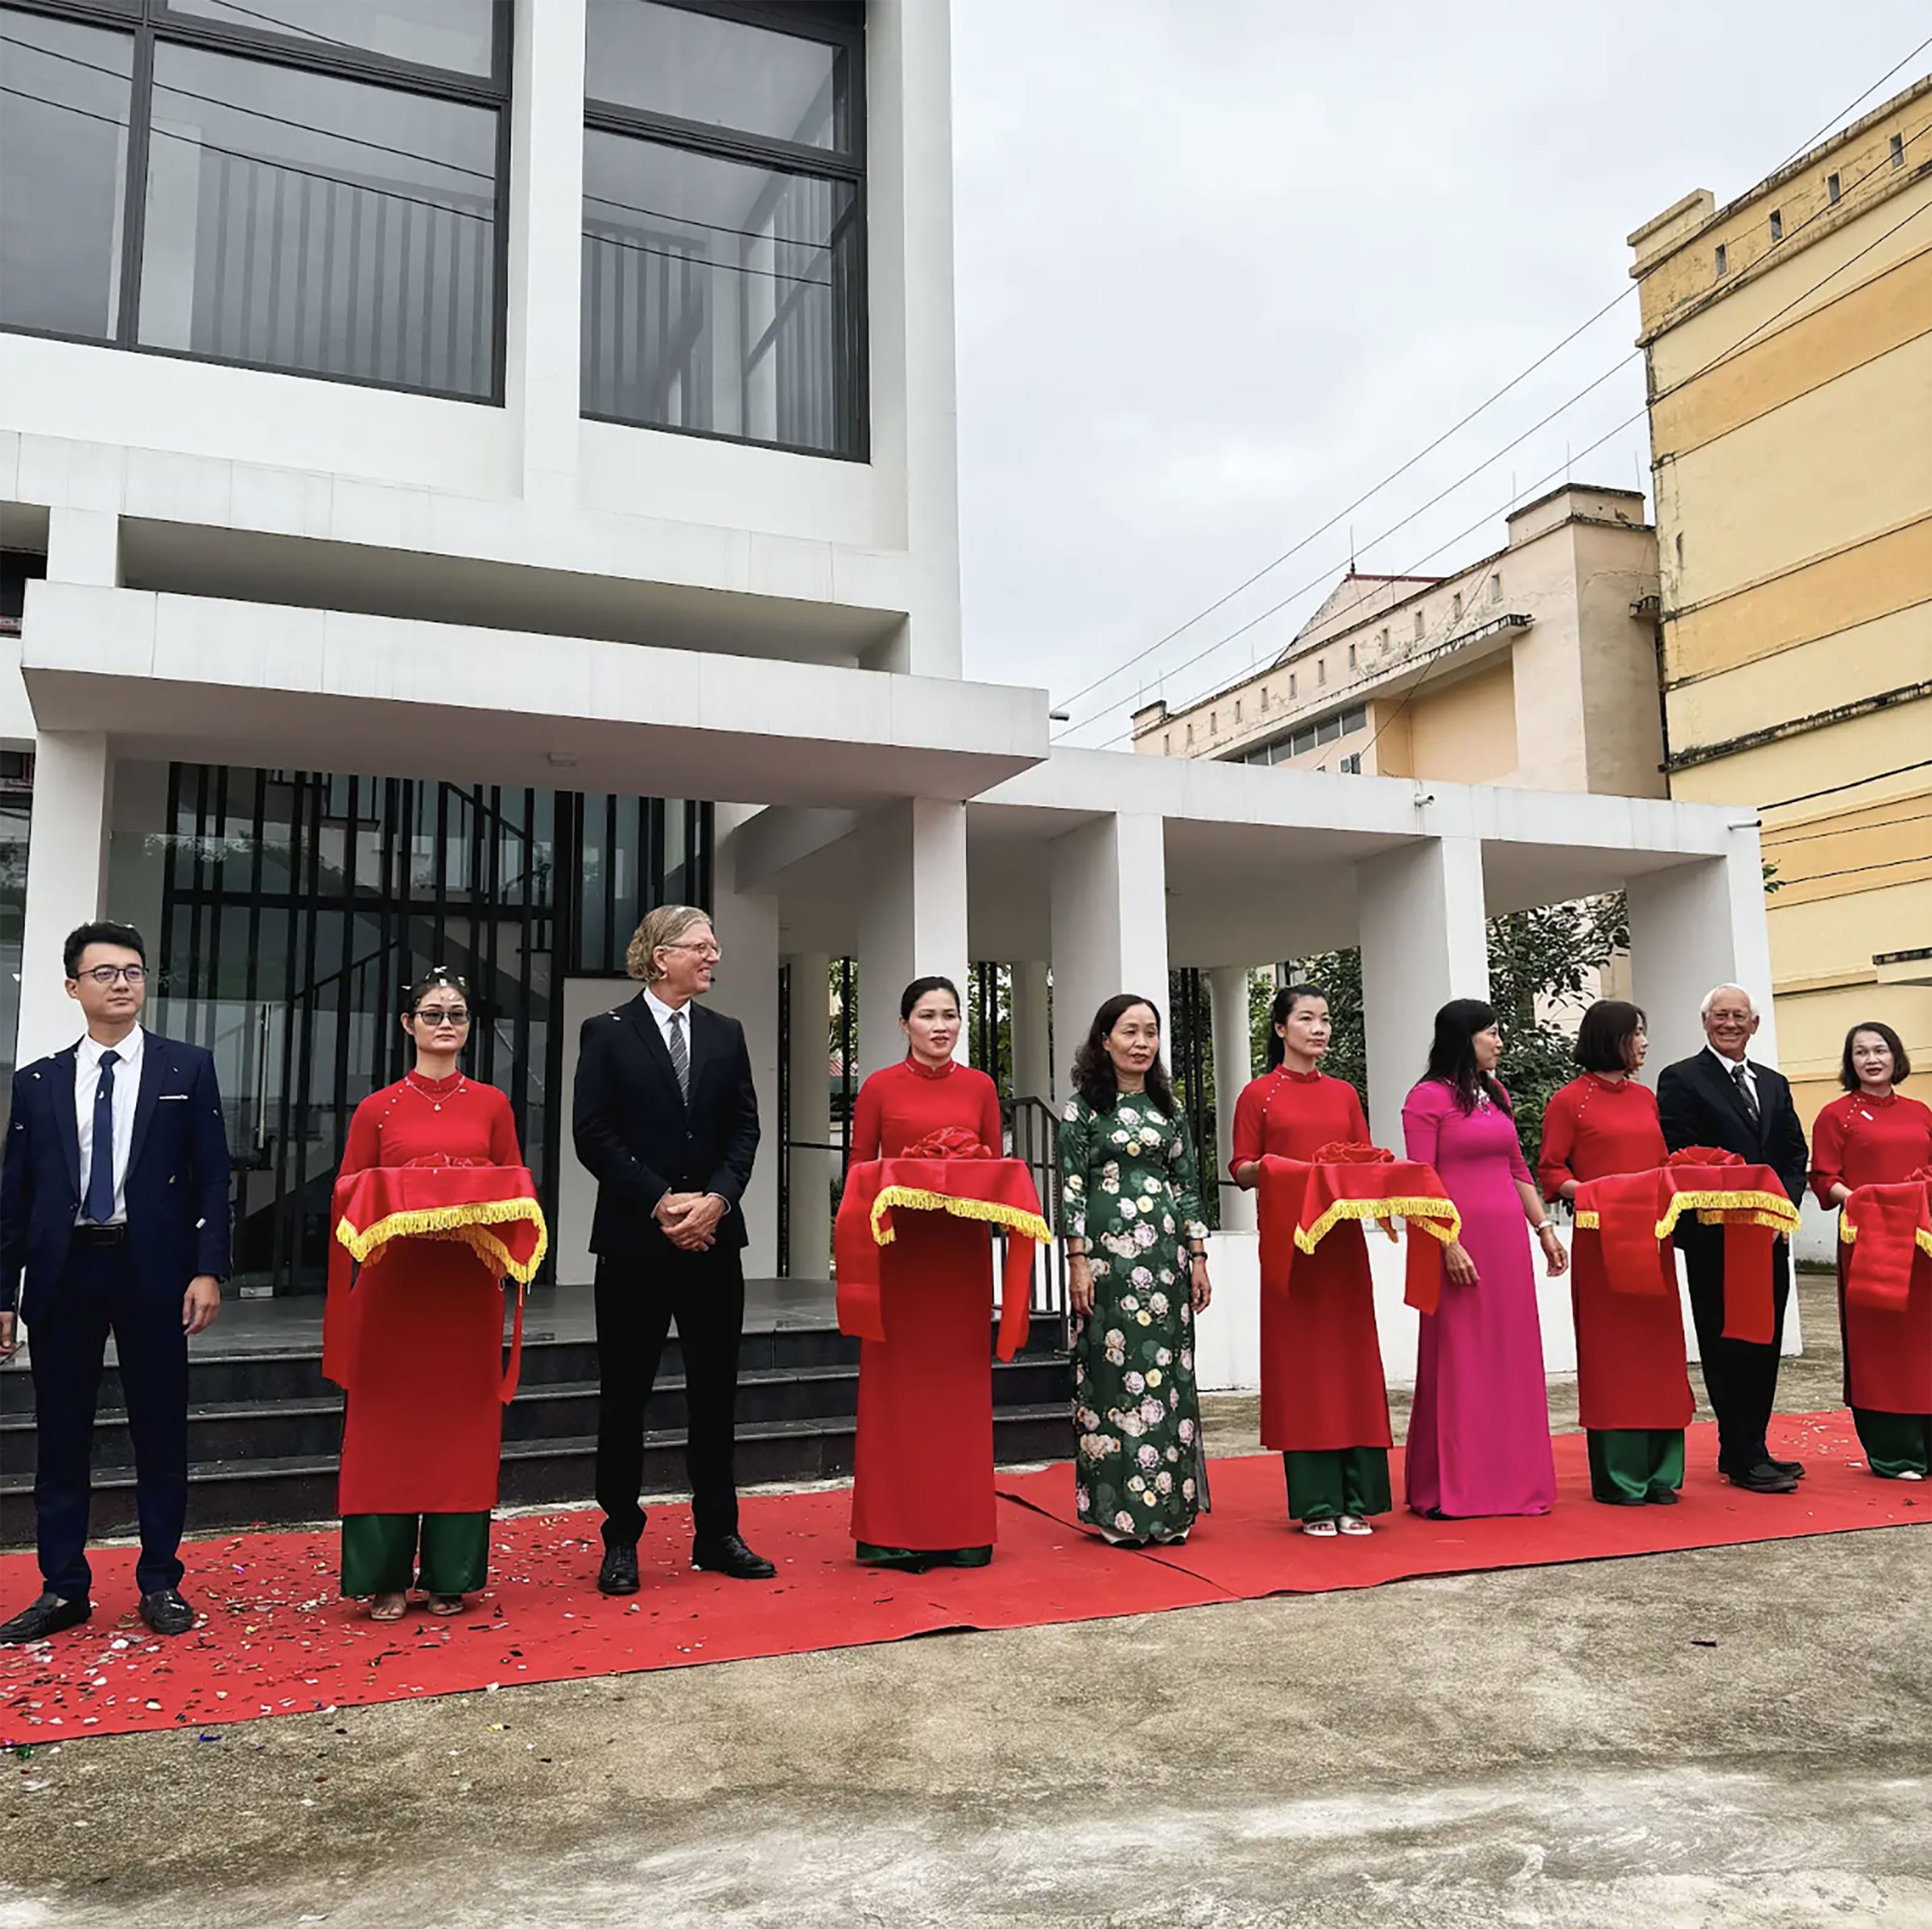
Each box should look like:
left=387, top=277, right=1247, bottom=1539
left=72, top=1223, right=127, bottom=1248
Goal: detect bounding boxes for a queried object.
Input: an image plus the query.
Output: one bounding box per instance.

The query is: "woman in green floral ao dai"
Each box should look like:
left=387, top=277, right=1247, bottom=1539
left=1059, top=994, right=1213, bottom=1545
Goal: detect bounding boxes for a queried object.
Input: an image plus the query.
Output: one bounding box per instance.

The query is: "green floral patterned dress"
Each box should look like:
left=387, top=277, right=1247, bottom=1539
left=1059, top=1092, right=1212, bottom=1543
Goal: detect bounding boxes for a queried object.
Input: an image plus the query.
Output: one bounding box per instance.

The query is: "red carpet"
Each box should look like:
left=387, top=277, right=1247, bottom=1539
left=2, top=1415, right=1922, bottom=1742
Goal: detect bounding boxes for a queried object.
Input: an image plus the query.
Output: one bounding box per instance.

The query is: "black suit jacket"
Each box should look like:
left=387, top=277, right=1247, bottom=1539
left=572, top=993, right=760, bottom=1260
left=1, top=1034, right=232, bottom=1324
left=1656, top=1048, right=1809, bottom=1237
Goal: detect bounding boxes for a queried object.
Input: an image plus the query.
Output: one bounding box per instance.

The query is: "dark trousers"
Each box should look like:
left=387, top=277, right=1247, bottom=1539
left=29, top=1243, right=189, bottom=1598
left=592, top=1247, right=745, bottom=1548
left=1684, top=1233, right=1790, bottom=1475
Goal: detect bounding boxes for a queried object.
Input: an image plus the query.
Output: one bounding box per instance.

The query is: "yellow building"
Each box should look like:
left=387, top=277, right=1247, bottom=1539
left=1628, top=75, right=1932, bottom=1128
left=1132, top=483, right=1665, bottom=799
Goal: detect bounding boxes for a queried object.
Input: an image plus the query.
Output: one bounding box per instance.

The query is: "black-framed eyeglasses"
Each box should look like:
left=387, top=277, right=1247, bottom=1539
left=76, top=964, right=147, bottom=986
left=413, top=1006, right=471, bottom=1026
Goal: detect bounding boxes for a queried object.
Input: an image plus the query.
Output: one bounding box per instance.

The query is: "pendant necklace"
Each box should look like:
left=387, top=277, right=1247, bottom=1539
left=406, top=1072, right=464, bottom=1113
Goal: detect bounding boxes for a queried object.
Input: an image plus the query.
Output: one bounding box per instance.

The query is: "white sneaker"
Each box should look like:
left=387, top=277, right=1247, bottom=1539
left=1337, top=1514, right=1374, bottom=1536
left=1897, top=1469, right=1925, bottom=1481
left=1301, top=1518, right=1339, bottom=1538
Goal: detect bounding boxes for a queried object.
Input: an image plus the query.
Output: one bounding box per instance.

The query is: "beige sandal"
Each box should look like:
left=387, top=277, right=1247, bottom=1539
left=369, top=1592, right=408, bottom=1621
left=426, top=1593, right=464, bottom=1616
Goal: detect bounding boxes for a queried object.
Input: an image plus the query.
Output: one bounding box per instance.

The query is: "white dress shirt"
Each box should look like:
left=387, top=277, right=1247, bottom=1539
left=76, top=1025, right=143, bottom=1225
left=1705, top=1043, right=1759, bottom=1112
left=642, top=985, right=695, bottom=1055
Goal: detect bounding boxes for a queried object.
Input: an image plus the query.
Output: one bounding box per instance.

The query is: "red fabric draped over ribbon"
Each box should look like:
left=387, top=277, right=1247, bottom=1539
left=1572, top=1147, right=1799, bottom=1344
left=1253, top=1144, right=1463, bottom=1315
left=1839, top=1167, right=1932, bottom=1316
left=833, top=1129, right=1050, bottom=1361
left=326, top=1158, right=549, bottom=1402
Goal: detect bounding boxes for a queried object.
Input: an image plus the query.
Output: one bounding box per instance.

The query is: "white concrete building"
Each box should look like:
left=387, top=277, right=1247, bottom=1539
left=1, top=0, right=1780, bottom=1361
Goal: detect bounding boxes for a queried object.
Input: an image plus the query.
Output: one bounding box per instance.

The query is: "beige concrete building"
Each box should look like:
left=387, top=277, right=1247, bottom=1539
left=1628, top=75, right=1932, bottom=1128
left=1133, top=484, right=1666, bottom=799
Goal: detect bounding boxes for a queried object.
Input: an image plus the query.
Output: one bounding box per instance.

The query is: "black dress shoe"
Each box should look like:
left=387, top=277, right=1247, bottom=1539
left=597, top=1544, right=640, bottom=1596
left=1646, top=1489, right=1682, bottom=1506
left=691, top=1534, right=776, bottom=1580
left=1769, top=1457, right=1805, bottom=1480
left=0, top=1592, right=92, bottom=1644
left=1725, top=1462, right=1798, bottom=1494
left=138, top=1588, right=196, bottom=1637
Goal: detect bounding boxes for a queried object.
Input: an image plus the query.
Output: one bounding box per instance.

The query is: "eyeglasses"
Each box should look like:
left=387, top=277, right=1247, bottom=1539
left=76, top=964, right=146, bottom=986
left=661, top=941, right=722, bottom=960
left=414, top=1006, right=471, bottom=1026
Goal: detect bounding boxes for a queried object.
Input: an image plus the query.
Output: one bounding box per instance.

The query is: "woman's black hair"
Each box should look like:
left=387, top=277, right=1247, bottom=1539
left=1425, top=998, right=1509, bottom=1115
left=1574, top=999, right=1646, bottom=1075
left=1264, top=983, right=1328, bottom=1070
left=1071, top=993, right=1178, bottom=1117
left=1839, top=1019, right=1911, bottom=1091
left=899, top=975, right=962, bottom=1023
left=402, top=964, right=471, bottom=1022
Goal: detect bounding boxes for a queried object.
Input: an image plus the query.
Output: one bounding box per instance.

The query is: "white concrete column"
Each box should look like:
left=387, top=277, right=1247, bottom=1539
left=1358, top=834, right=1488, bottom=1148
left=786, top=951, right=833, bottom=1280
left=1011, top=958, right=1052, bottom=1105
left=1210, top=966, right=1257, bottom=1232
left=1629, top=828, right=1780, bottom=1075
left=44, top=506, right=120, bottom=587
left=711, top=807, right=781, bottom=1276
left=15, top=733, right=114, bottom=1064
left=854, top=799, right=969, bottom=1078
left=506, top=0, right=587, bottom=506
left=859, top=0, right=961, bottom=678
left=1048, top=812, right=1170, bottom=1079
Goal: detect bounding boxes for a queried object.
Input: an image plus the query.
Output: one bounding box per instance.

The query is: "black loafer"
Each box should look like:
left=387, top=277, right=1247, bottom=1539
left=597, top=1544, right=640, bottom=1596
left=1769, top=1456, right=1805, bottom=1480
left=1646, top=1489, right=1682, bottom=1506
left=0, top=1592, right=92, bottom=1644
left=1725, top=1462, right=1798, bottom=1494
left=691, top=1534, right=775, bottom=1580
left=138, top=1588, right=196, bottom=1637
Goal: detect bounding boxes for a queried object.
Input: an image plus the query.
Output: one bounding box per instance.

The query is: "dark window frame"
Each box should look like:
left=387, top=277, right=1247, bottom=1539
left=0, top=0, right=514, bottom=404
left=581, top=0, right=869, bottom=461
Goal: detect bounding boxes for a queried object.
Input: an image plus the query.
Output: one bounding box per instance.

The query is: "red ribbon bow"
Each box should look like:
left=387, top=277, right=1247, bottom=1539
left=402, top=1153, right=484, bottom=1170
left=1312, top=1141, right=1393, bottom=1165
left=1666, top=1146, right=1743, bottom=1169
left=902, top=1126, right=993, bottom=1160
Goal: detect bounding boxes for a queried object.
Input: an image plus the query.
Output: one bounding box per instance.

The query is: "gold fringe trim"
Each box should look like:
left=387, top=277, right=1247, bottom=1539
left=336, top=1198, right=550, bottom=1287
left=1294, top=1195, right=1462, bottom=1255
left=1577, top=1189, right=1798, bottom=1241
left=1840, top=1216, right=1932, bottom=1258
left=869, top=1186, right=1052, bottom=1249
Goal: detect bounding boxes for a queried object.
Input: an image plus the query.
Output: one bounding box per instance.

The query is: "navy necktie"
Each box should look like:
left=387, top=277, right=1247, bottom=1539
left=85, top=1049, right=120, bottom=1223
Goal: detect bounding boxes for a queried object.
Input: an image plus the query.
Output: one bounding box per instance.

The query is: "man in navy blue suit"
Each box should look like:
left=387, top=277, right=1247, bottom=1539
left=0, top=921, right=230, bottom=1642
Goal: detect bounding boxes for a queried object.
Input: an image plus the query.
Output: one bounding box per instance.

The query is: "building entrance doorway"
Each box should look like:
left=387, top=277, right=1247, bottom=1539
left=151, top=764, right=709, bottom=1295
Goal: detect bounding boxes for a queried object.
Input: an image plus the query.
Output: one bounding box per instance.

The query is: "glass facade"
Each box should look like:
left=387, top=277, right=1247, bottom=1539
left=142, top=764, right=708, bottom=1295
left=0, top=0, right=507, bottom=399
left=581, top=0, right=865, bottom=456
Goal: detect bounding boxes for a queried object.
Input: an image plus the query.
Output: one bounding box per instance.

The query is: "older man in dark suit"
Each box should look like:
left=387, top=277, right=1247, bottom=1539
left=572, top=903, right=772, bottom=1593
left=1656, top=982, right=1810, bottom=1494
left=0, top=921, right=230, bottom=1642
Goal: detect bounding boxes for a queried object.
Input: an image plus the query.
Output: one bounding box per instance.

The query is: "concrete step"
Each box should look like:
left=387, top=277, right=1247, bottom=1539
left=0, top=1406, right=1074, bottom=1539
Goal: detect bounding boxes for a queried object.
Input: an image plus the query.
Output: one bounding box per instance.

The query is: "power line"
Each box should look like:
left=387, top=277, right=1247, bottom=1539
left=1045, top=284, right=1641, bottom=718
left=1060, top=119, right=1932, bottom=747
left=1779, top=855, right=1931, bottom=885
left=1774, top=29, right=1932, bottom=165
left=1761, top=808, right=1932, bottom=848
left=1052, top=60, right=1932, bottom=734
left=1759, top=758, right=1932, bottom=812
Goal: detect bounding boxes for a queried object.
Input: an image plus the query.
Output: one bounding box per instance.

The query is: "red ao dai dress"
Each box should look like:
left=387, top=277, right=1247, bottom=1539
left=1538, top=1075, right=1690, bottom=1505
left=327, top=1072, right=525, bottom=1599
left=1810, top=1089, right=1932, bottom=1479
left=1229, top=1067, right=1393, bottom=1522
left=847, top=1057, right=1007, bottom=1561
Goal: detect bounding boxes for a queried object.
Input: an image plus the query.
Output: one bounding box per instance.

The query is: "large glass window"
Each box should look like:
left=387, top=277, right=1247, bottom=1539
left=0, top=0, right=506, bottom=399
left=582, top=0, right=865, bottom=458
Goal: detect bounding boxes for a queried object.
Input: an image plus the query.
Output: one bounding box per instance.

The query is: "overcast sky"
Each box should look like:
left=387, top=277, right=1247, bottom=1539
left=948, top=1, right=1930, bottom=745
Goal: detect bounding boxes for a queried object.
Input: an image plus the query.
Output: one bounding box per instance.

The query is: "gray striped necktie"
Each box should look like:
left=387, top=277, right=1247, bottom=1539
left=667, top=1009, right=690, bottom=1103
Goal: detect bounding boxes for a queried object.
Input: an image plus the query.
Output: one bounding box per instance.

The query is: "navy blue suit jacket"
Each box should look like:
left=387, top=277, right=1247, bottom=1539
left=0, top=1035, right=232, bottom=1324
